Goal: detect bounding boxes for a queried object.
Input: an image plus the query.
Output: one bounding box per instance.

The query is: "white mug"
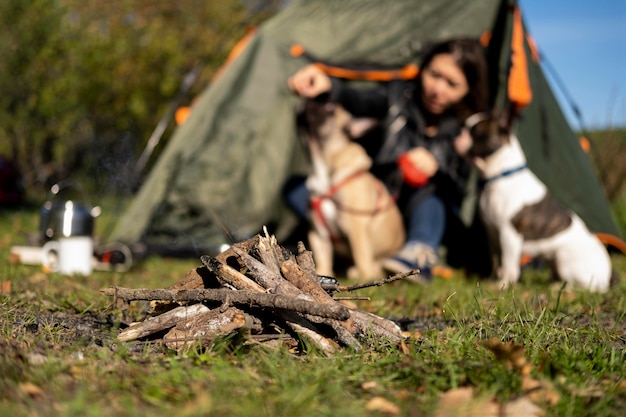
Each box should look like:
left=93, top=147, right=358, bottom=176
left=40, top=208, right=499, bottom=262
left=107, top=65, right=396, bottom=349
left=41, top=236, right=94, bottom=276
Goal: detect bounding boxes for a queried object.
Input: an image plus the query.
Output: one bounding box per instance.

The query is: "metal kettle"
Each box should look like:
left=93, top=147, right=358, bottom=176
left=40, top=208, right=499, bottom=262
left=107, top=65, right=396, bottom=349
left=39, top=181, right=101, bottom=241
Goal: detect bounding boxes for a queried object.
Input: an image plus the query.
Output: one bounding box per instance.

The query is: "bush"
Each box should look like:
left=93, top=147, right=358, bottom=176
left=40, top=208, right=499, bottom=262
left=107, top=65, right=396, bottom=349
left=0, top=0, right=280, bottom=196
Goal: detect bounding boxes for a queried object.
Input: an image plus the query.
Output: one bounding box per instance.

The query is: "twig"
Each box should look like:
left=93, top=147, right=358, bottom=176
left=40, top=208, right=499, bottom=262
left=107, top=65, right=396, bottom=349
left=100, top=286, right=351, bottom=321
left=322, top=269, right=421, bottom=293
left=333, top=296, right=370, bottom=301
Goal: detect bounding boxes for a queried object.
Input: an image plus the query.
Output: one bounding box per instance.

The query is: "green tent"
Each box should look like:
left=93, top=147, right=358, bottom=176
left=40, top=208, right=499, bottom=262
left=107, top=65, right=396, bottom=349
left=109, top=0, right=623, bottom=259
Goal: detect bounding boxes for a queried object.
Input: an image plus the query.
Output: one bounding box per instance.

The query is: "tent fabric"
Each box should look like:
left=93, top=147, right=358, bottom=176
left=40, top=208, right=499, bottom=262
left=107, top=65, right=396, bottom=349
left=109, top=0, right=622, bottom=257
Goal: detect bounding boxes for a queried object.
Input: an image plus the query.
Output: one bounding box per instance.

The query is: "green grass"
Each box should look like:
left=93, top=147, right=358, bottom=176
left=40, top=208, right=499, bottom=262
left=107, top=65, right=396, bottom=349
left=1, top=205, right=625, bottom=417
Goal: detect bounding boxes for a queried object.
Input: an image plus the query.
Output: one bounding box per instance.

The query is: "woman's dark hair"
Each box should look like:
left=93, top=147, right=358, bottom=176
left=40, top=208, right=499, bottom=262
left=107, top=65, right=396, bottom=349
left=418, top=38, right=489, bottom=119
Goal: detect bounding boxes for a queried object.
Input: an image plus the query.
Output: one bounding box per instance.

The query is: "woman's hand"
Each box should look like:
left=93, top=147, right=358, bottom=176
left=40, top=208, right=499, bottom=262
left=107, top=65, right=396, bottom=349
left=287, top=64, right=332, bottom=98
left=454, top=128, right=473, bottom=156
left=405, top=147, right=439, bottom=177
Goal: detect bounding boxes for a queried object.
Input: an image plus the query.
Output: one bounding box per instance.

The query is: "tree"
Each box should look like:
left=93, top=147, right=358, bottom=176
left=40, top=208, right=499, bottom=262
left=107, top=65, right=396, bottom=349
left=0, top=0, right=281, bottom=195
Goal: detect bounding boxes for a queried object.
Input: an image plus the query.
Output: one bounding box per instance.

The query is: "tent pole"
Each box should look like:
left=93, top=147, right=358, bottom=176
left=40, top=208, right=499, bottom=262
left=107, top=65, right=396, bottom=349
left=131, top=66, right=201, bottom=186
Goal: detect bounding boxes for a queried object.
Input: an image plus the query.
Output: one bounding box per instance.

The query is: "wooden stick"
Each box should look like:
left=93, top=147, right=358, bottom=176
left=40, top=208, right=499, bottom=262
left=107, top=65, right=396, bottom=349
left=164, top=306, right=247, bottom=351
left=200, top=255, right=266, bottom=292
left=100, top=286, right=351, bottom=321
left=280, top=253, right=362, bottom=350
left=287, top=321, right=340, bottom=355
left=349, top=308, right=405, bottom=342
left=295, top=241, right=318, bottom=278
left=118, top=303, right=210, bottom=342
left=230, top=246, right=307, bottom=298
left=224, top=237, right=345, bottom=354
left=255, top=227, right=283, bottom=275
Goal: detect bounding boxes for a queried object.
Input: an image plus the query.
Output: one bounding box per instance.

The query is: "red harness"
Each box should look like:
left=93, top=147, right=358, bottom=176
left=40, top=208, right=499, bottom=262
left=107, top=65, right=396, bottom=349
left=309, top=170, right=395, bottom=242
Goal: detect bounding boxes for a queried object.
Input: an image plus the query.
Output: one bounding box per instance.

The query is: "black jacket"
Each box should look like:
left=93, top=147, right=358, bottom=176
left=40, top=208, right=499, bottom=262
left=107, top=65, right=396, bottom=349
left=327, top=78, right=470, bottom=207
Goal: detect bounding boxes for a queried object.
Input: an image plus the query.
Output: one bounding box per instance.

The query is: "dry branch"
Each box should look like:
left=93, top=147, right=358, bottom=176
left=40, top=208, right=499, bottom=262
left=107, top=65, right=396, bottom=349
left=225, top=232, right=353, bottom=353
left=118, top=303, right=210, bottom=342
left=101, top=287, right=350, bottom=321
left=327, top=269, right=421, bottom=293
left=200, top=255, right=265, bottom=292
left=231, top=246, right=308, bottom=298
left=164, top=306, right=247, bottom=351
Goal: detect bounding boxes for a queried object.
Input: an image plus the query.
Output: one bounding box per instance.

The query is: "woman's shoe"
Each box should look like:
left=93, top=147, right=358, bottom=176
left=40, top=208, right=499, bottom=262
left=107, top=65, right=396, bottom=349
left=382, top=242, right=438, bottom=284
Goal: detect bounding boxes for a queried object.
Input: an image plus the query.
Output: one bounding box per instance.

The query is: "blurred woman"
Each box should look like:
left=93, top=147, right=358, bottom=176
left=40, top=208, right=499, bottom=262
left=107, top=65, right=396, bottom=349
left=286, top=38, right=489, bottom=282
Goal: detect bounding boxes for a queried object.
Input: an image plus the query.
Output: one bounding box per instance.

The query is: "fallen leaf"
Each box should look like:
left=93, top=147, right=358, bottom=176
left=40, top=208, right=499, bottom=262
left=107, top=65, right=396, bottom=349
left=523, top=377, right=560, bottom=405
left=401, top=330, right=422, bottom=339
left=361, top=380, right=379, bottom=391
left=483, top=339, right=527, bottom=371
left=503, top=396, right=544, bottom=417
left=484, top=339, right=560, bottom=406
left=366, top=396, right=400, bottom=416
left=19, top=382, right=45, bottom=399
left=394, top=389, right=410, bottom=400
left=434, top=387, right=499, bottom=417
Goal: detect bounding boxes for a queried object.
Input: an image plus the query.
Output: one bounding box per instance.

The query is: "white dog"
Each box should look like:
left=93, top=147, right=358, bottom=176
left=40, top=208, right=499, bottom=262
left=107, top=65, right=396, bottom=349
left=463, top=111, right=613, bottom=292
left=299, top=100, right=405, bottom=280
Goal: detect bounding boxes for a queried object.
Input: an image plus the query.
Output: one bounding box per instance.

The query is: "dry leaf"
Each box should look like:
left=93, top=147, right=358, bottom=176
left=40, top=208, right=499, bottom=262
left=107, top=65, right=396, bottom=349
left=435, top=387, right=499, bottom=417
left=523, top=375, right=561, bottom=405
left=394, top=389, right=411, bottom=400
left=484, top=339, right=560, bottom=407
left=366, top=396, right=401, bottom=416
left=503, top=396, right=544, bottom=417
left=361, top=380, right=379, bottom=391
left=401, top=330, right=422, bottom=339
left=483, top=339, right=527, bottom=371
left=19, top=382, right=44, bottom=399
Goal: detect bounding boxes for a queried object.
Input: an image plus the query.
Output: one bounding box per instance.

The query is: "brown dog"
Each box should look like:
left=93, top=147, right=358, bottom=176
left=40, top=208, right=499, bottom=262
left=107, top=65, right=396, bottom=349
left=299, top=100, right=405, bottom=280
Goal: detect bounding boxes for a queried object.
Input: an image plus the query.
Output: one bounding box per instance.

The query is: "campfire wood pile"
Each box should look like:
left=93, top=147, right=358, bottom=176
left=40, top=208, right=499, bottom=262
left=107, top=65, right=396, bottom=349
left=101, top=231, right=415, bottom=354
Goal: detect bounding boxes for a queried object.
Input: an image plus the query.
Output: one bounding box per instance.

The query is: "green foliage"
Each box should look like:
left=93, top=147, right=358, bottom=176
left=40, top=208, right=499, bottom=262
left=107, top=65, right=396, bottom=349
left=0, top=0, right=281, bottom=194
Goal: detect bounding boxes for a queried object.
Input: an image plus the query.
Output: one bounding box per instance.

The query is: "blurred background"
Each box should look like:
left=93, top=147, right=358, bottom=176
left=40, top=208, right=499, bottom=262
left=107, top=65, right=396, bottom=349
left=522, top=0, right=626, bottom=130
left=0, top=0, right=282, bottom=200
left=0, top=0, right=623, bottom=211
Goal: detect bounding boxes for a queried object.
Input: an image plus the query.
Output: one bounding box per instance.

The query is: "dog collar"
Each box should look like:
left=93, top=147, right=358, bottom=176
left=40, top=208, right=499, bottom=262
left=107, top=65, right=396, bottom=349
left=478, top=164, right=528, bottom=188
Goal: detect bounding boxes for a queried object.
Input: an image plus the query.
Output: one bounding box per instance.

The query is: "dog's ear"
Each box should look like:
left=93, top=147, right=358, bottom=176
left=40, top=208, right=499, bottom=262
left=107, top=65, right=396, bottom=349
left=347, top=118, right=379, bottom=139
left=464, top=112, right=505, bottom=159
left=496, top=101, right=518, bottom=136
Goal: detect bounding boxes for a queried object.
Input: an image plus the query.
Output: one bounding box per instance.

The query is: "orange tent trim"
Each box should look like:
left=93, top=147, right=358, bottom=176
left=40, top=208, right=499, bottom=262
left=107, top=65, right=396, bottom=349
left=508, top=6, right=532, bottom=112
left=479, top=31, right=492, bottom=47
left=176, top=27, right=258, bottom=126
left=212, top=26, right=257, bottom=82
left=579, top=136, right=591, bottom=153
left=313, top=62, right=419, bottom=82
left=291, top=43, right=419, bottom=81
left=175, top=106, right=191, bottom=126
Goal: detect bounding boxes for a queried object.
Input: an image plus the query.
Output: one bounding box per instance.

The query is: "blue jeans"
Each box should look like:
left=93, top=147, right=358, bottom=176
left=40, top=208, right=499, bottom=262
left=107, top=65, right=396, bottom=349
left=405, top=192, right=446, bottom=249
left=283, top=176, right=310, bottom=220
left=283, top=176, right=448, bottom=250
